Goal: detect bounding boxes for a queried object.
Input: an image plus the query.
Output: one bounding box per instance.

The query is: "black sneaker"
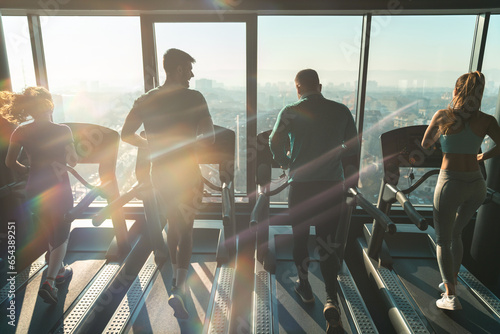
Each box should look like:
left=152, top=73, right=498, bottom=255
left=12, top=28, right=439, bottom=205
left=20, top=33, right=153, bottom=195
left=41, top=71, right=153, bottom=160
left=168, top=286, right=189, bottom=319
left=55, top=265, right=73, bottom=285
left=294, top=280, right=314, bottom=303
left=38, top=281, right=58, bottom=305
left=324, top=302, right=343, bottom=334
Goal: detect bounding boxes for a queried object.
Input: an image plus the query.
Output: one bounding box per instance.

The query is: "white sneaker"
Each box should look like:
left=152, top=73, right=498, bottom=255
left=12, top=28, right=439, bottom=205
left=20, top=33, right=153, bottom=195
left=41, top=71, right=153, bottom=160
left=436, top=293, right=462, bottom=310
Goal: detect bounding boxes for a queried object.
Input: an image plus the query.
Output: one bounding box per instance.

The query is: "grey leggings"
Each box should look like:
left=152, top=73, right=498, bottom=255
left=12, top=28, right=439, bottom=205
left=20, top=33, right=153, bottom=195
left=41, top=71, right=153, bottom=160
left=433, top=169, right=486, bottom=284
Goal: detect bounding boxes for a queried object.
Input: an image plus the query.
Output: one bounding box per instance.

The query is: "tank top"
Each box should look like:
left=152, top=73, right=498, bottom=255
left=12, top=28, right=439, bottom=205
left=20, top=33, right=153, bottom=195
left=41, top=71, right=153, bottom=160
left=439, top=123, right=483, bottom=154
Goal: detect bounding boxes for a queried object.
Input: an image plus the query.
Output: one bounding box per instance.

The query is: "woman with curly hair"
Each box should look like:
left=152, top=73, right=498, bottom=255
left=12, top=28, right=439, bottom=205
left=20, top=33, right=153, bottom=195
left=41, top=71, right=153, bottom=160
left=422, top=71, right=500, bottom=310
left=4, top=87, right=78, bottom=305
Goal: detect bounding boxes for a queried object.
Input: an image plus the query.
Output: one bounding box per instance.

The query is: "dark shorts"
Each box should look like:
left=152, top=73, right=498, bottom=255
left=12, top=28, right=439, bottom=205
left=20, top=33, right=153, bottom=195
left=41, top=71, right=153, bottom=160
left=154, top=177, right=204, bottom=230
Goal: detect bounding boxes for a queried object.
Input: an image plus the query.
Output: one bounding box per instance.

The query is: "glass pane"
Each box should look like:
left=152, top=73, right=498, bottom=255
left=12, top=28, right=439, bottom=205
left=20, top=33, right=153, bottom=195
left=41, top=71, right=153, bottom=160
left=361, top=15, right=476, bottom=205
left=2, top=16, right=37, bottom=92
left=258, top=16, right=362, bottom=202
left=481, top=15, right=500, bottom=157
left=154, top=22, right=247, bottom=195
left=41, top=16, right=143, bottom=198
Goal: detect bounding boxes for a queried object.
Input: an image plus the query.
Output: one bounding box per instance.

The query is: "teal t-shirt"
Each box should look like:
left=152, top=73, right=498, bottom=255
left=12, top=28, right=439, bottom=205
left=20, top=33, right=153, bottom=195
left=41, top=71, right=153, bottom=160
left=269, top=93, right=359, bottom=182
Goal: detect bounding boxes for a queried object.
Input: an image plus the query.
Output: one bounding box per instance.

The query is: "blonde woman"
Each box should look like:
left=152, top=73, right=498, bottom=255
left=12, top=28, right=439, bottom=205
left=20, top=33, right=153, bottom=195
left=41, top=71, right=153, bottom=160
left=422, top=71, right=500, bottom=310
left=4, top=87, right=77, bottom=305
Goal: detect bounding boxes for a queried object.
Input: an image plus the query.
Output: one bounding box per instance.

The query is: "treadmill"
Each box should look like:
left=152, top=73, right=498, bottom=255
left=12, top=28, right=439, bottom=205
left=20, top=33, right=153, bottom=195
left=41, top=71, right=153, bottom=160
left=248, top=130, right=391, bottom=333
left=99, top=125, right=238, bottom=334
left=356, top=125, right=500, bottom=333
left=0, top=123, right=148, bottom=334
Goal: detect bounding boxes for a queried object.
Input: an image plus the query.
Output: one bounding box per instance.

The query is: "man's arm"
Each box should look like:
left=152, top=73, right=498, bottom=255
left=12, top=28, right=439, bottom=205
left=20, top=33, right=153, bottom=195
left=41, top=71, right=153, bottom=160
left=64, top=128, right=78, bottom=167
left=193, top=91, right=215, bottom=146
left=121, top=108, right=148, bottom=148
left=269, top=108, right=291, bottom=169
left=342, top=109, right=360, bottom=188
left=344, top=109, right=360, bottom=158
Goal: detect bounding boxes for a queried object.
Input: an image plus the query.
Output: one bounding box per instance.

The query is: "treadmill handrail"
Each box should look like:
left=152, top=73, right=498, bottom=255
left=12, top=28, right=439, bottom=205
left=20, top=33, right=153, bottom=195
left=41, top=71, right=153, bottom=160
left=221, top=181, right=233, bottom=224
left=268, top=178, right=290, bottom=197
left=92, top=181, right=150, bottom=226
left=0, top=180, right=26, bottom=198
left=485, top=187, right=500, bottom=205
left=67, top=166, right=95, bottom=190
left=401, top=169, right=440, bottom=195
left=250, top=192, right=269, bottom=227
left=65, top=187, right=104, bottom=223
left=348, top=187, right=396, bottom=234
left=386, top=183, right=428, bottom=230
left=203, top=176, right=223, bottom=192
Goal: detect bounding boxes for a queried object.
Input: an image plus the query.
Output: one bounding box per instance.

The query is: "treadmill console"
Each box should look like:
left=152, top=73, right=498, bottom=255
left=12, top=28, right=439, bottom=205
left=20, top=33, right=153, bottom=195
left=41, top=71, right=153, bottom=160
left=380, top=125, right=442, bottom=185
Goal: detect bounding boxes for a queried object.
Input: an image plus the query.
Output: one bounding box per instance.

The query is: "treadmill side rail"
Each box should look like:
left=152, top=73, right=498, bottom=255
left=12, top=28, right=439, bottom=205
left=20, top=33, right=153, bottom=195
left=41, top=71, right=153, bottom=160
left=206, top=266, right=236, bottom=334
left=338, top=263, right=379, bottom=334
left=252, top=260, right=272, bottom=334
left=54, top=263, right=121, bottom=334
left=360, top=240, right=431, bottom=334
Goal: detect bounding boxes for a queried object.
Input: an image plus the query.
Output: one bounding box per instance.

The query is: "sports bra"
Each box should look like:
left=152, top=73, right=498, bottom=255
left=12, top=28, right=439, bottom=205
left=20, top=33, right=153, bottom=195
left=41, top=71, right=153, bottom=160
left=439, top=122, right=483, bottom=154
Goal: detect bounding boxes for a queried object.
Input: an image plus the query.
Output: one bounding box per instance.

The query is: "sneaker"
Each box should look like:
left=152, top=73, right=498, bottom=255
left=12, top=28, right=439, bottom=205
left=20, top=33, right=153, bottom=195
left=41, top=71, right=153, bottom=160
left=436, top=293, right=462, bottom=310
left=168, top=287, right=189, bottom=319
left=324, top=302, right=343, bottom=334
left=55, top=265, right=73, bottom=285
left=38, top=281, right=58, bottom=305
left=294, top=280, right=314, bottom=304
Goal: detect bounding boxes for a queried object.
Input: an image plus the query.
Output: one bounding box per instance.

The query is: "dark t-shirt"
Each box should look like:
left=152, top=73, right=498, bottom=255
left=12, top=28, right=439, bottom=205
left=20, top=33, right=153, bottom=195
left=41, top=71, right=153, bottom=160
left=130, top=85, right=212, bottom=189
left=10, top=122, right=73, bottom=197
left=269, top=93, right=359, bottom=182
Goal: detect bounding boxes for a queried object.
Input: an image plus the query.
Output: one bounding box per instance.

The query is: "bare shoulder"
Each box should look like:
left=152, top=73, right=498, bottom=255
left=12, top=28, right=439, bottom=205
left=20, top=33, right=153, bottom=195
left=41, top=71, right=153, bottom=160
left=478, top=111, right=496, bottom=126
left=432, top=109, right=448, bottom=123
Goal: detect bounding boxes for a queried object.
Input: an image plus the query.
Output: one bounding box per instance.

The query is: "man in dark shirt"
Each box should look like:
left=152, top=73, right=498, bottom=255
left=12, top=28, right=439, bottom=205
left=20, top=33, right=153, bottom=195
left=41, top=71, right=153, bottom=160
left=269, top=69, right=359, bottom=333
left=121, top=48, right=215, bottom=319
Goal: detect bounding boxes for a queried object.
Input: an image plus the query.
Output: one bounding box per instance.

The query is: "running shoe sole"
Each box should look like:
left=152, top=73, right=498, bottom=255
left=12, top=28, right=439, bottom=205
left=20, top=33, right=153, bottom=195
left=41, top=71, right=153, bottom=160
left=38, top=284, right=58, bottom=305
left=324, top=303, right=343, bottom=334
left=294, top=285, right=315, bottom=304
left=168, top=294, right=189, bottom=319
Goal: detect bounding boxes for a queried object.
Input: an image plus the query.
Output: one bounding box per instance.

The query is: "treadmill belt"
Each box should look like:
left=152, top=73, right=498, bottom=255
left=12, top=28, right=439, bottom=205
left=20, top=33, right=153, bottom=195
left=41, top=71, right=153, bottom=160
left=275, top=261, right=350, bottom=334
left=0, top=251, right=105, bottom=334
left=394, top=258, right=500, bottom=334
left=127, top=254, right=217, bottom=334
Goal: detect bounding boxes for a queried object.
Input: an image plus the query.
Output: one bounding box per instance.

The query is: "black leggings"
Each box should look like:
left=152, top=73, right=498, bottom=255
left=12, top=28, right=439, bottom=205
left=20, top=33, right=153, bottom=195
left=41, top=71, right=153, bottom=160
left=288, top=181, right=345, bottom=299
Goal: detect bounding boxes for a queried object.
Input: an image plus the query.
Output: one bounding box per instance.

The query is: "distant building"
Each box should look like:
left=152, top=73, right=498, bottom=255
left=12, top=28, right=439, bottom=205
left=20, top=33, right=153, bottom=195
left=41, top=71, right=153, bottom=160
left=196, top=78, right=213, bottom=90
left=393, top=112, right=416, bottom=127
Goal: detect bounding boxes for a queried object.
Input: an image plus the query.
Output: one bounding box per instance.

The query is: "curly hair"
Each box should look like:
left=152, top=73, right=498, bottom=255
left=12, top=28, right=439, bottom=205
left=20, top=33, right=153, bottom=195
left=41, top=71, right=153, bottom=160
left=442, top=71, right=485, bottom=134
left=0, top=87, right=53, bottom=125
left=0, top=91, right=16, bottom=124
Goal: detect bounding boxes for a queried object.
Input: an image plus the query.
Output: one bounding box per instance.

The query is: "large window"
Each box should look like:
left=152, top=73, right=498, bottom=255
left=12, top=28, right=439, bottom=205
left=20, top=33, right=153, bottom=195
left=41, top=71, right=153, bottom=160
left=481, top=15, right=500, bottom=157
left=2, top=16, right=36, bottom=92
left=41, top=16, right=143, bottom=198
left=258, top=16, right=362, bottom=202
left=360, top=15, right=476, bottom=205
left=154, top=22, right=247, bottom=195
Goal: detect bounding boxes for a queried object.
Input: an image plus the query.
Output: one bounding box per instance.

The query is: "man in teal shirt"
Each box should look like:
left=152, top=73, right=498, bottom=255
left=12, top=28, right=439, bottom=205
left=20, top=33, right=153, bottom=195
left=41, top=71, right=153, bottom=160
left=269, top=69, right=359, bottom=333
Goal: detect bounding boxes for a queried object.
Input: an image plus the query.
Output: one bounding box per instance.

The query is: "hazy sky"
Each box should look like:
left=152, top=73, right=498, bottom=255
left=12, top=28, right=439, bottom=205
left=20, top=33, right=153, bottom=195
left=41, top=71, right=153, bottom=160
left=2, top=14, right=500, bottom=93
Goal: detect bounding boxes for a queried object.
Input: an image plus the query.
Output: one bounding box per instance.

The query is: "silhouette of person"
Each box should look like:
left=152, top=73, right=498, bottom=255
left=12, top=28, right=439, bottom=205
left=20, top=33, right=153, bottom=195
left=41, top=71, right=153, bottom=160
left=121, top=48, right=215, bottom=319
left=5, top=87, right=77, bottom=305
left=269, top=69, right=359, bottom=333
